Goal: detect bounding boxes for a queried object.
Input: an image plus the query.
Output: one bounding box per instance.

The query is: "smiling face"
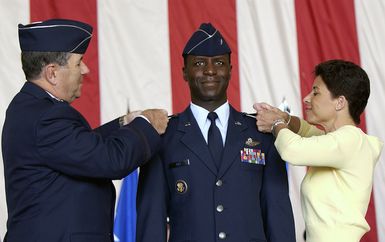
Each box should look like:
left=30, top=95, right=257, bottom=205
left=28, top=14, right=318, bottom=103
left=303, top=76, right=339, bottom=128
left=55, top=53, right=89, bottom=103
left=183, top=54, right=231, bottom=111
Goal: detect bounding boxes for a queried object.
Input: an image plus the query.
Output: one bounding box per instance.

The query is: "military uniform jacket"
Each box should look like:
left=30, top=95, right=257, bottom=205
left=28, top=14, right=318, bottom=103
left=2, top=82, right=160, bottom=242
left=136, top=105, right=295, bottom=242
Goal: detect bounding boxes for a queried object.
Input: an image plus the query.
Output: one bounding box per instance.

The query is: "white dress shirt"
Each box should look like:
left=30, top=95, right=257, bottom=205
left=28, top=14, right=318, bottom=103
left=190, top=101, right=229, bottom=145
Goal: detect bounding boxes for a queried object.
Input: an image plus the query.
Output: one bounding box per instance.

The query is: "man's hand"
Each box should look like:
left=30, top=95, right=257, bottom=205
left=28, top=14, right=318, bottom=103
left=123, top=110, right=143, bottom=125
left=141, top=109, right=169, bottom=135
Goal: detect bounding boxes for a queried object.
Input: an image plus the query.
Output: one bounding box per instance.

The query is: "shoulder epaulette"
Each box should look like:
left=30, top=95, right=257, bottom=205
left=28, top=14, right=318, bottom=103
left=168, top=114, right=179, bottom=120
left=242, top=112, right=257, bottom=119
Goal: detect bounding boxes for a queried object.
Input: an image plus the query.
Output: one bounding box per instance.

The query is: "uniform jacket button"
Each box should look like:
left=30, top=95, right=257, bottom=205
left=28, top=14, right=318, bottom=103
left=216, top=205, right=224, bottom=212
left=219, top=232, right=227, bottom=239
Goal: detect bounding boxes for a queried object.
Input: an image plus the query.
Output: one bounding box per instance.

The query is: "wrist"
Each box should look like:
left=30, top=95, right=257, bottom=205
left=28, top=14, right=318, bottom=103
left=284, top=111, right=291, bottom=125
left=271, top=119, right=287, bottom=136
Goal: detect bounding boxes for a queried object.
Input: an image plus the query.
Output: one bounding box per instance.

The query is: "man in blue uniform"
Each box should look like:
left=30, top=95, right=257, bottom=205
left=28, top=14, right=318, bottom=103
left=1, top=19, right=168, bottom=242
left=136, top=23, right=295, bottom=242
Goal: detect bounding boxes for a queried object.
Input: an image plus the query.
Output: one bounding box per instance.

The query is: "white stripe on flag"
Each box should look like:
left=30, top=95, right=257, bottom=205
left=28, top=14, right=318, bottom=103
left=236, top=0, right=302, bottom=114
left=98, top=0, right=172, bottom=126
left=355, top=1, right=385, bottom=241
left=0, top=1, right=30, bottom=239
left=97, top=0, right=172, bottom=205
left=236, top=1, right=306, bottom=241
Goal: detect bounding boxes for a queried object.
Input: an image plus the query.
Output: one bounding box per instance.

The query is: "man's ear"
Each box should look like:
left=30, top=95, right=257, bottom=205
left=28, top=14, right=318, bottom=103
left=182, top=66, right=187, bottom=82
left=44, top=64, right=58, bottom=85
left=335, top=96, right=347, bottom=111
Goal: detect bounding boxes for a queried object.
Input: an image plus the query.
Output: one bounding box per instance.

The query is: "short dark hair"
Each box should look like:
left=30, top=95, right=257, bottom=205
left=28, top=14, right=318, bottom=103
left=314, top=59, right=370, bottom=124
left=21, top=51, right=70, bottom=81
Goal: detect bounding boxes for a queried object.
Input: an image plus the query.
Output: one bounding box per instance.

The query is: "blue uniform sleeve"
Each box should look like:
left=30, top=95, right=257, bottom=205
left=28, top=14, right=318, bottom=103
left=35, top=104, right=160, bottom=179
left=93, top=117, right=120, bottom=138
left=136, top=155, right=169, bottom=242
left=260, top=139, right=296, bottom=242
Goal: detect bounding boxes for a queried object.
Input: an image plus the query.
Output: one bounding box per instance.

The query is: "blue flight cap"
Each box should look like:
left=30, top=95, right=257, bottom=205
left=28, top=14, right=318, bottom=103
left=182, top=23, right=231, bottom=57
left=18, top=19, right=93, bottom=54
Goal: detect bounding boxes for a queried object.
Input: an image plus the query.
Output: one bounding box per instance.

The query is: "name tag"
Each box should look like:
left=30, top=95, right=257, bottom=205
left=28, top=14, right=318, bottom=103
left=169, top=159, right=190, bottom=169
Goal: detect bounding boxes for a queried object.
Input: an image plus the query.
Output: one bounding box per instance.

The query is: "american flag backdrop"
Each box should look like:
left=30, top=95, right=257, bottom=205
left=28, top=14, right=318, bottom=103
left=0, top=1, right=384, bottom=242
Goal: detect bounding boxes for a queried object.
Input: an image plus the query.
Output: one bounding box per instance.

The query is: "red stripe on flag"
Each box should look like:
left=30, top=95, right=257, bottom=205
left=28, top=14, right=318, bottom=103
left=30, top=0, right=100, bottom=128
left=295, top=0, right=377, bottom=241
left=295, top=0, right=367, bottom=131
left=168, top=0, right=240, bottom=113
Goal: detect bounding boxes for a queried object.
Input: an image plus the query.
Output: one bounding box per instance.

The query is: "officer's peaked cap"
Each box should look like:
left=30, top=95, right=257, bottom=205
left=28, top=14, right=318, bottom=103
left=182, top=23, right=231, bottom=57
left=18, top=18, right=93, bottom=54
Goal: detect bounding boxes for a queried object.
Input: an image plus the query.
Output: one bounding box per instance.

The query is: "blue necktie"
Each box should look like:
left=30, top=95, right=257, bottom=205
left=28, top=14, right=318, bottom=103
left=207, top=112, right=223, bottom=169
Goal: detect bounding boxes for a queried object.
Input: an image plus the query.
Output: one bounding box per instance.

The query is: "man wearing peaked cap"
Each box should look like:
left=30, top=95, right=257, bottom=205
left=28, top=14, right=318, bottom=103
left=137, top=23, right=296, bottom=242
left=2, top=19, right=168, bottom=242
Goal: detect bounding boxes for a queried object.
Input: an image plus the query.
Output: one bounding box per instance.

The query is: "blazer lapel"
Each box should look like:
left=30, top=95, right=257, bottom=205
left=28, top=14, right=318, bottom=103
left=218, top=107, right=248, bottom=178
left=178, top=108, right=218, bottom=175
